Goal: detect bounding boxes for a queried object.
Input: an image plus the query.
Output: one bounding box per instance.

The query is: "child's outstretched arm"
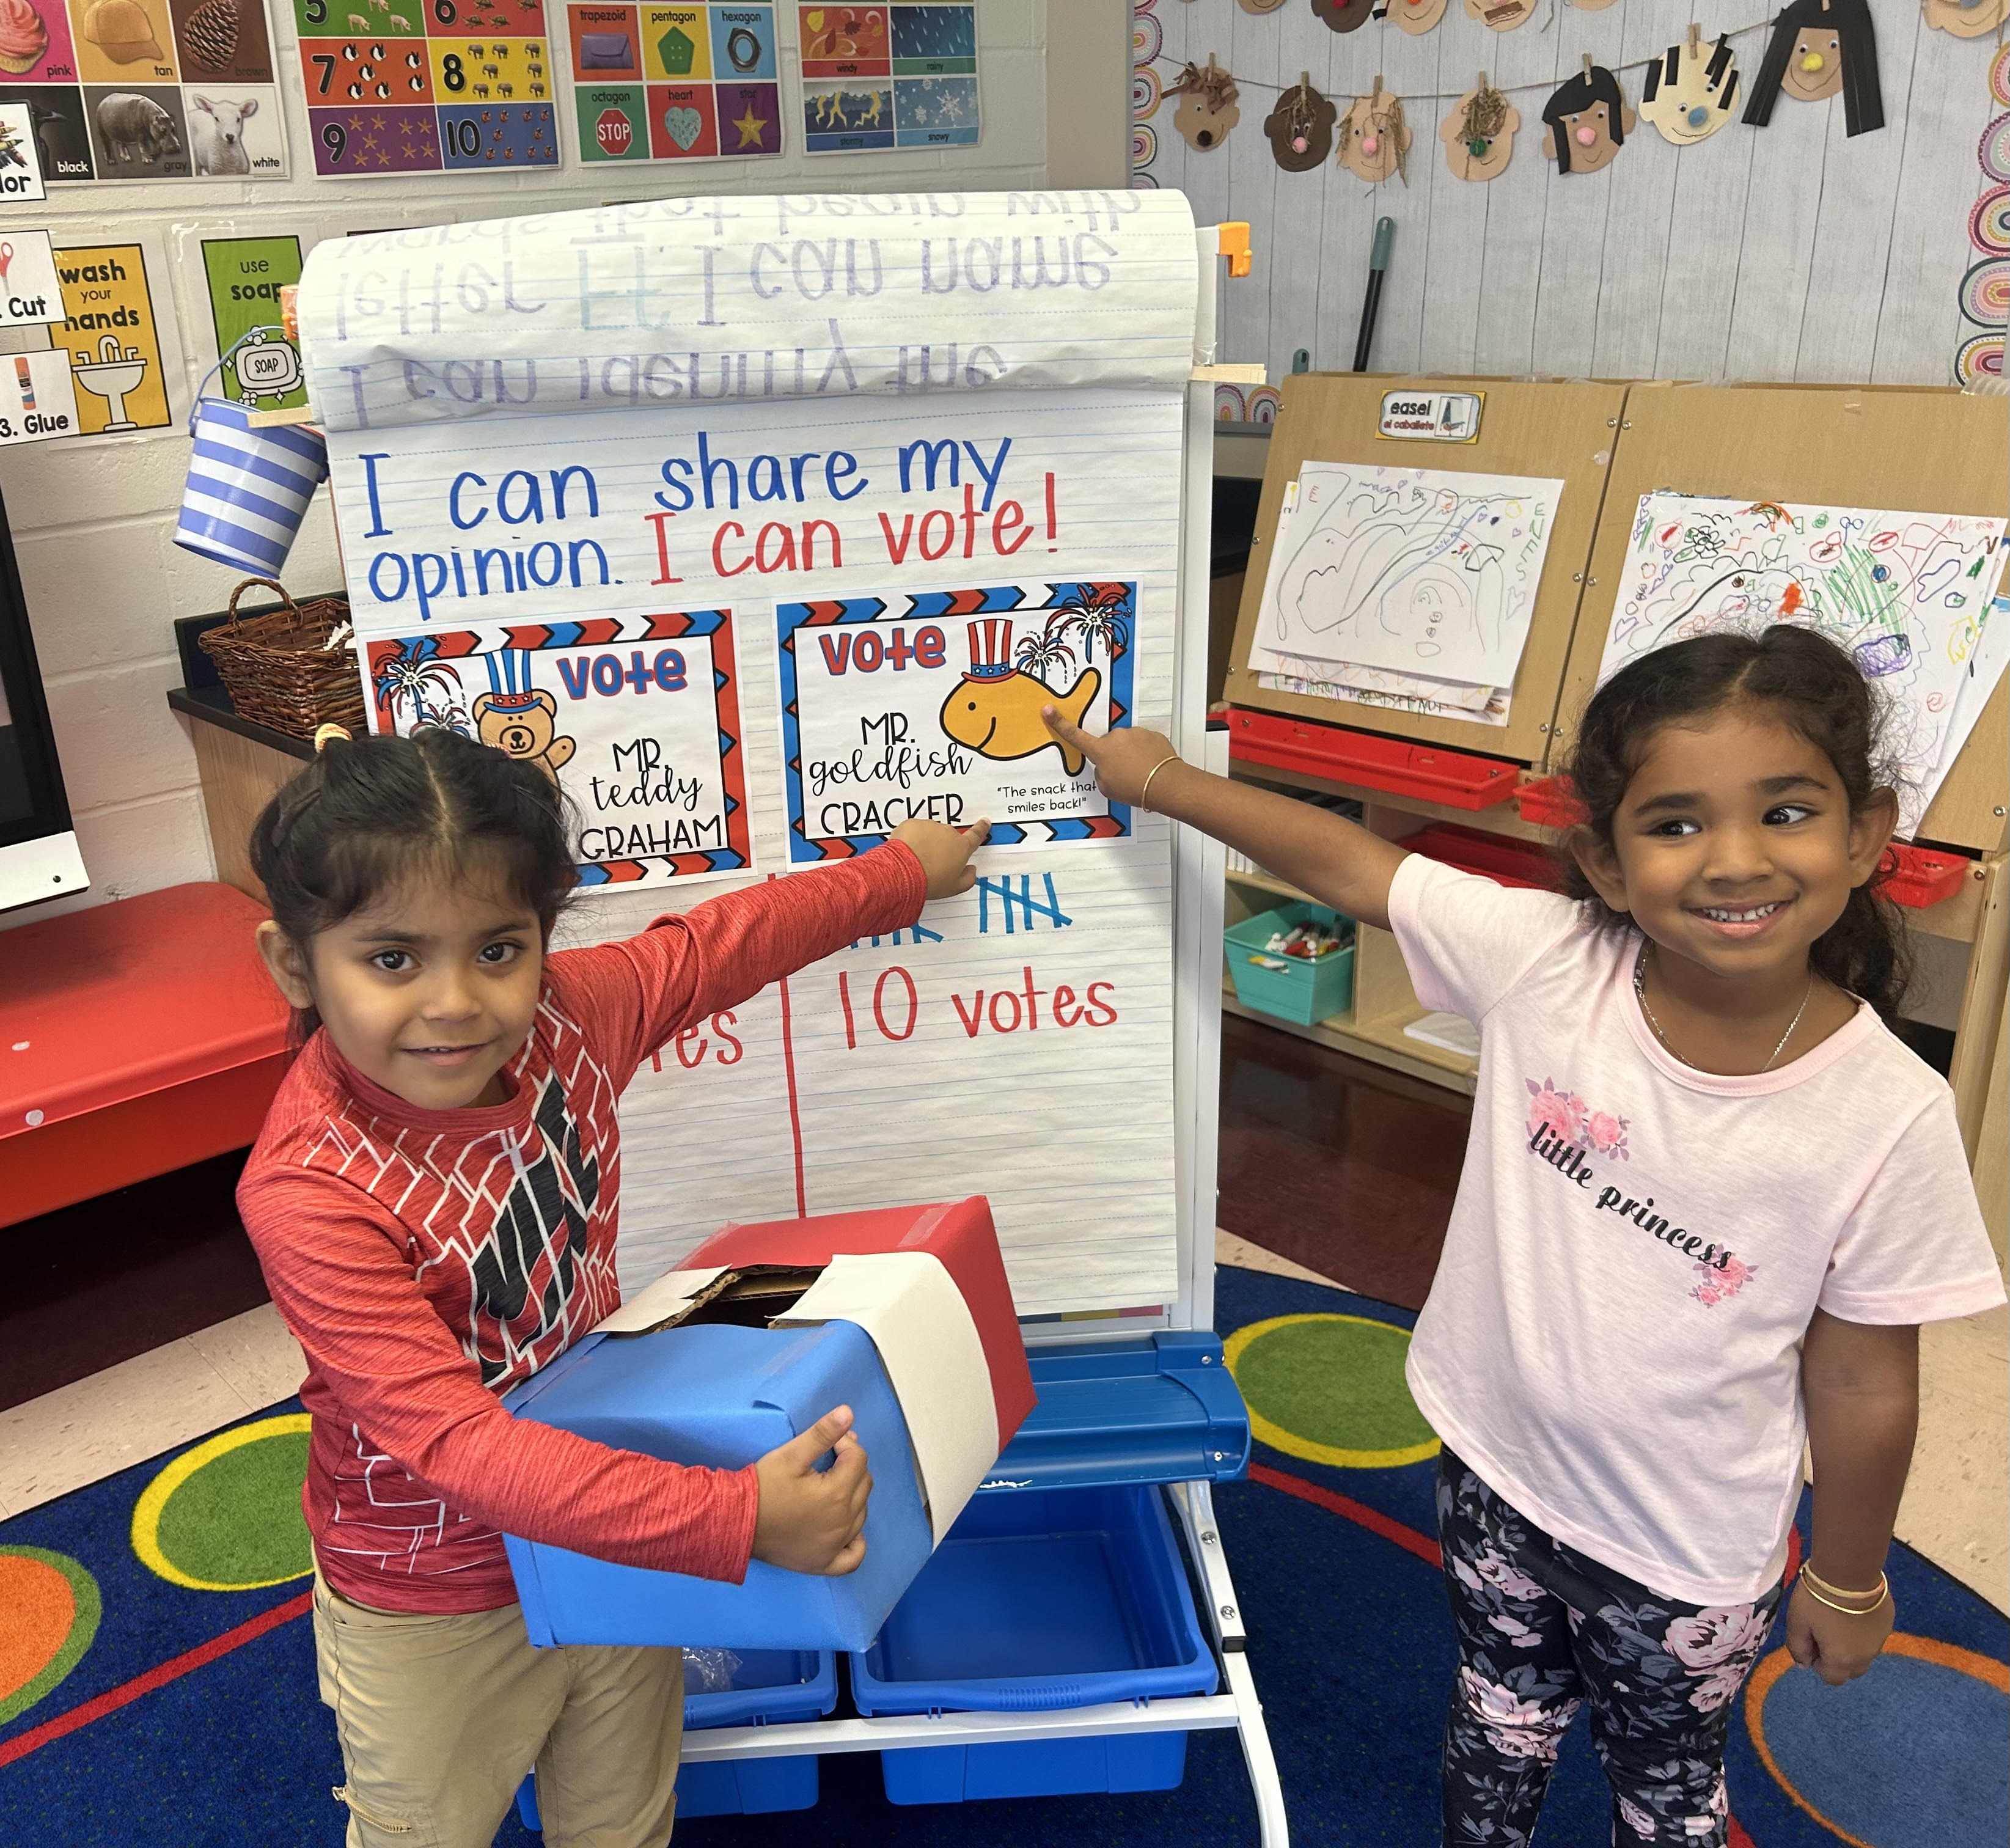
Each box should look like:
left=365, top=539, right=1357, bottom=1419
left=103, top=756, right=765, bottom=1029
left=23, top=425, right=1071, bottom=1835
left=1791, top=1308, right=1916, bottom=1684
left=1044, top=713, right=1407, bottom=931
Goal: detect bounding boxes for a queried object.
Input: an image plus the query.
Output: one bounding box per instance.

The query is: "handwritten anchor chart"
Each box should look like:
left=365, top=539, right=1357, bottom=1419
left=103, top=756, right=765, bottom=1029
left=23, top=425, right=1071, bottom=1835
left=798, top=1, right=976, bottom=152
left=568, top=1, right=780, bottom=164
left=292, top=0, right=554, bottom=174
left=296, top=192, right=1198, bottom=1310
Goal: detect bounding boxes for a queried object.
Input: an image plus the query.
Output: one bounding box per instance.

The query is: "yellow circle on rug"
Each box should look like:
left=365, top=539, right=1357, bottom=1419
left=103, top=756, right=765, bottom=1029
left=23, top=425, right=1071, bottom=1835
left=0, top=1547, right=101, bottom=1725
left=1225, top=1313, right=1440, bottom=1469
left=132, top=1414, right=314, bottom=1591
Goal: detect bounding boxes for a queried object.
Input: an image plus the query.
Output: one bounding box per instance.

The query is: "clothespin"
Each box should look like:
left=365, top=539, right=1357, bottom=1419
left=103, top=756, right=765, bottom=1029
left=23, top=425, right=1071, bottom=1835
left=1687, top=20, right=1701, bottom=55
left=1582, top=51, right=1594, bottom=75
left=1479, top=68, right=1490, bottom=89
left=1373, top=72, right=1385, bottom=100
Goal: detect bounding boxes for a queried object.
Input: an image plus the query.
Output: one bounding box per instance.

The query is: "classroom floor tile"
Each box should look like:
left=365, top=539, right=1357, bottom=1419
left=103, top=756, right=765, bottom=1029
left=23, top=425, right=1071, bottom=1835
left=1896, top=1304, right=2009, bottom=1612
left=1216, top=1228, right=1349, bottom=1292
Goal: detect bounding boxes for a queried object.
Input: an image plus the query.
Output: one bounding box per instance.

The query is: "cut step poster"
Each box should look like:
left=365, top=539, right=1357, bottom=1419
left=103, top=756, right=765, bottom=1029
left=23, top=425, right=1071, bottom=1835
left=295, top=188, right=1198, bottom=1316
left=798, top=1, right=976, bottom=151
left=1602, top=494, right=2009, bottom=835
left=1246, top=461, right=1561, bottom=726
left=568, top=2, right=780, bottom=164
left=0, top=0, right=286, bottom=180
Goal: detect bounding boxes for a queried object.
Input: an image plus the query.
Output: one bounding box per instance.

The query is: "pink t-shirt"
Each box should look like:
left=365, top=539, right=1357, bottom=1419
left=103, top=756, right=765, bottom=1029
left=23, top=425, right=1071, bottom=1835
left=1389, top=854, right=2006, bottom=1605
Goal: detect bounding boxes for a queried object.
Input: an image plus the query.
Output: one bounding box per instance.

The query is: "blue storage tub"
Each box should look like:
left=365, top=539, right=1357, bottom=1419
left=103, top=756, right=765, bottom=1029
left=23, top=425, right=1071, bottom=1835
left=849, top=1484, right=1218, bottom=1805
left=514, top=1648, right=837, bottom=1830
left=1224, top=901, right=1354, bottom=1025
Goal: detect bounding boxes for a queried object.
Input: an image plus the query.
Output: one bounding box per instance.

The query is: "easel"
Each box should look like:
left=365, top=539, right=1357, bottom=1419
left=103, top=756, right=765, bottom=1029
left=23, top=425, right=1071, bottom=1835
left=1220, top=375, right=2009, bottom=1255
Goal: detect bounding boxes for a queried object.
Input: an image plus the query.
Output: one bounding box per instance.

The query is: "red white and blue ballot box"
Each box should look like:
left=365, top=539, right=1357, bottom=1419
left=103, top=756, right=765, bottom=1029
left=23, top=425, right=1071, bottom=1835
left=504, top=1197, right=1252, bottom=1814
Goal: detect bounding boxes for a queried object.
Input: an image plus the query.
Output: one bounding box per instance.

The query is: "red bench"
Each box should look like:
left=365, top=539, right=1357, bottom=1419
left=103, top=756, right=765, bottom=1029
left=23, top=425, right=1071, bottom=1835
left=0, top=883, right=290, bottom=1229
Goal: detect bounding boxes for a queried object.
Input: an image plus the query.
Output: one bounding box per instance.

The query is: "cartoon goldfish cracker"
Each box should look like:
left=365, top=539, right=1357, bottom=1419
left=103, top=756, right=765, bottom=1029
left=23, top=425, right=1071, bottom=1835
left=938, top=618, right=1101, bottom=776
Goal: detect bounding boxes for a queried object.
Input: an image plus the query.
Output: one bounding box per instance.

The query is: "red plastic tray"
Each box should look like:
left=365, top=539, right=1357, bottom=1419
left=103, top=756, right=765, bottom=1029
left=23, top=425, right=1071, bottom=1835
left=1513, top=775, right=1588, bottom=829
left=1875, top=843, right=1971, bottom=909
left=1228, top=710, right=1520, bottom=810
left=1398, top=823, right=1565, bottom=893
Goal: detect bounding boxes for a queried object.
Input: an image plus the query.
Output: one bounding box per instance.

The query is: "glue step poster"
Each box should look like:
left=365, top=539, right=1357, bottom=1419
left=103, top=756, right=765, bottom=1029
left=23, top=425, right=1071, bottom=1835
left=798, top=1, right=976, bottom=151
left=568, top=2, right=780, bottom=164
left=290, top=0, right=553, bottom=175
left=0, top=0, right=286, bottom=180
left=295, top=191, right=1200, bottom=1314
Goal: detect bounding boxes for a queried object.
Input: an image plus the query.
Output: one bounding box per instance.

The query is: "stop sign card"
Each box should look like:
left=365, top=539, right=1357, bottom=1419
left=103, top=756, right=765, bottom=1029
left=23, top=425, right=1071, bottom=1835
left=568, top=0, right=782, bottom=162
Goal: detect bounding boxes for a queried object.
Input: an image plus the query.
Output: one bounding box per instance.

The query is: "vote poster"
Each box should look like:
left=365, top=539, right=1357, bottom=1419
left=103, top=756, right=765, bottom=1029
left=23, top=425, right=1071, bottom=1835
left=200, top=231, right=305, bottom=409
left=292, top=0, right=554, bottom=175
left=568, top=0, right=780, bottom=164
left=797, top=0, right=975, bottom=152
left=0, top=0, right=285, bottom=182
left=363, top=608, right=755, bottom=889
left=778, top=581, right=1135, bottom=860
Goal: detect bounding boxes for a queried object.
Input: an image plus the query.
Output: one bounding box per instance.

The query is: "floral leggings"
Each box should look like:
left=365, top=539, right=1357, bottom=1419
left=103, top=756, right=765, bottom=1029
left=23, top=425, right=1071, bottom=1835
left=1436, top=1451, right=1783, bottom=1847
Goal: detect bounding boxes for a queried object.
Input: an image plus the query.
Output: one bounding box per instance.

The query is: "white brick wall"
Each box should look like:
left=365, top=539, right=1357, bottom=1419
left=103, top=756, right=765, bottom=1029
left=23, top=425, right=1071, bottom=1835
left=1, top=0, right=1103, bottom=923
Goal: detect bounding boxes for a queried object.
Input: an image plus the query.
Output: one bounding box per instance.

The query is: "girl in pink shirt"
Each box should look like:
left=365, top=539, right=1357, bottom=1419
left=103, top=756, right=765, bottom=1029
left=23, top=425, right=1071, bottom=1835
left=1049, top=626, right=2001, bottom=1848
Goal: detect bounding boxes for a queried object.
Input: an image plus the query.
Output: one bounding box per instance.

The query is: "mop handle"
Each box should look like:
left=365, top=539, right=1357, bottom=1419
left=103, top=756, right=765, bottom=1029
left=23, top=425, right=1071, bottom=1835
left=1351, top=218, right=1395, bottom=373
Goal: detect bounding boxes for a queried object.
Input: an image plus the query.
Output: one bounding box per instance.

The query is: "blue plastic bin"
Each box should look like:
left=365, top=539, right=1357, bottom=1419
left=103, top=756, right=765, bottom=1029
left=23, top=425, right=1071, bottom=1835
left=849, top=1484, right=1218, bottom=1805
left=514, top=1649, right=837, bottom=1830
left=1223, top=901, right=1354, bottom=1025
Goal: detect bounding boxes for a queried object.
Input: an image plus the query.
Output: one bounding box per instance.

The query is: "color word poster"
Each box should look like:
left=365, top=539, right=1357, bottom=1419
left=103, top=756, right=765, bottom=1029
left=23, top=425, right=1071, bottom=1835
left=777, top=582, right=1135, bottom=860
left=200, top=232, right=305, bottom=409
left=53, top=241, right=172, bottom=433
left=293, top=0, right=554, bottom=175
left=568, top=2, right=777, bottom=164
left=798, top=0, right=975, bottom=152
left=0, top=0, right=285, bottom=181
left=364, top=611, right=755, bottom=889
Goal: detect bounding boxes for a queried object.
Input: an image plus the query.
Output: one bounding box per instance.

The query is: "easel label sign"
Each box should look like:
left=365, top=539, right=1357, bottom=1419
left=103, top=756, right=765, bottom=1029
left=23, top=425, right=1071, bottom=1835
left=777, top=581, right=1136, bottom=859
left=1377, top=390, right=1483, bottom=443
left=364, top=607, right=755, bottom=889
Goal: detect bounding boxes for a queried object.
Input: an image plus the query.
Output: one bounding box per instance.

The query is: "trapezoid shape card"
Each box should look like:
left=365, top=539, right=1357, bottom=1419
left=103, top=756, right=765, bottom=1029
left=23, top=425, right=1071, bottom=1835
left=364, top=606, right=754, bottom=889
left=777, top=580, right=1138, bottom=859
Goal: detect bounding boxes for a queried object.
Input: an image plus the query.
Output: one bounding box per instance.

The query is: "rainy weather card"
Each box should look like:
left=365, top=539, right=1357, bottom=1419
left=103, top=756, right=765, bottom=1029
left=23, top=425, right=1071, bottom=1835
left=798, top=1, right=976, bottom=150
left=777, top=581, right=1137, bottom=860
left=364, top=609, right=754, bottom=890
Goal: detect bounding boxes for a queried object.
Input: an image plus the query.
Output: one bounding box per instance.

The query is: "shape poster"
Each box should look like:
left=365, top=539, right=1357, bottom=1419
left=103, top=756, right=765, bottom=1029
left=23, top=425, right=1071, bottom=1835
left=779, top=582, right=1135, bottom=860
left=798, top=1, right=975, bottom=151
left=292, top=0, right=554, bottom=176
left=569, top=1, right=780, bottom=164
left=201, top=231, right=306, bottom=410
left=0, top=0, right=285, bottom=180
left=364, top=609, right=755, bottom=890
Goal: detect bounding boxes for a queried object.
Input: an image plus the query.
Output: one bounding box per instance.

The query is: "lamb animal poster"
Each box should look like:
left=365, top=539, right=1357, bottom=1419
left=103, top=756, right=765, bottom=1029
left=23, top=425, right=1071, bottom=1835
left=1247, top=461, right=1563, bottom=691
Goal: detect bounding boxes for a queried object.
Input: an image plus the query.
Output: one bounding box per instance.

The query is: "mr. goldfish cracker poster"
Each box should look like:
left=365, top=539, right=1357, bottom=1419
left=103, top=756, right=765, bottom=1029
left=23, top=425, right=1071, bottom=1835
left=777, top=581, right=1137, bottom=859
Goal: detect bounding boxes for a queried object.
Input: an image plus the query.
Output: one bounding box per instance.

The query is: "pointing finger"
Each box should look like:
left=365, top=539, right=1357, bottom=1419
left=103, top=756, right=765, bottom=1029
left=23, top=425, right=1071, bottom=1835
left=1042, top=704, right=1097, bottom=749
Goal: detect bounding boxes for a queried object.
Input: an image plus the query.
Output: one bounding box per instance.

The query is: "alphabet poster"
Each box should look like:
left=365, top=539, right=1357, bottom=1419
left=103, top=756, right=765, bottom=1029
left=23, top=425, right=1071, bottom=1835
left=567, top=0, right=780, bottom=164
left=300, top=190, right=1199, bottom=1313
left=363, top=609, right=754, bottom=888
left=779, top=581, right=1137, bottom=859
left=0, top=0, right=286, bottom=182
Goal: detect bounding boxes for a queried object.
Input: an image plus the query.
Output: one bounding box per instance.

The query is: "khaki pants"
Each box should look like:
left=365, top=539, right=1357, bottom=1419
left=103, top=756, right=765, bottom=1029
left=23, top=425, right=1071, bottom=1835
left=310, top=1569, right=683, bottom=1848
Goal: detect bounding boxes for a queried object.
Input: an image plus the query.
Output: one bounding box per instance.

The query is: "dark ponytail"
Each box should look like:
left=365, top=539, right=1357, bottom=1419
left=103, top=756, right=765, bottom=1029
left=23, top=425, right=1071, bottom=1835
left=249, top=728, right=578, bottom=1039
left=1560, top=626, right=1913, bottom=1022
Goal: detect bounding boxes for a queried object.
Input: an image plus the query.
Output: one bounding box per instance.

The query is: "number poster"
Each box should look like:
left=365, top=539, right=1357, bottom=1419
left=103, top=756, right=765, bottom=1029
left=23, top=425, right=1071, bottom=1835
left=568, top=0, right=780, bottom=165
left=292, top=0, right=554, bottom=174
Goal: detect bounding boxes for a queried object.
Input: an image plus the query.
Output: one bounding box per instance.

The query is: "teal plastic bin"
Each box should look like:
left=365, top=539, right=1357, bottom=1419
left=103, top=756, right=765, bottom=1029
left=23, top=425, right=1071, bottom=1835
left=1223, top=901, right=1354, bottom=1026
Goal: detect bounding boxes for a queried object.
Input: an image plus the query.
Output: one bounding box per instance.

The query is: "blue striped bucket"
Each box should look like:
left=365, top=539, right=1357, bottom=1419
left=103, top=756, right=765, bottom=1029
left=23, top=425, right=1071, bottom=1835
left=174, top=338, right=329, bottom=576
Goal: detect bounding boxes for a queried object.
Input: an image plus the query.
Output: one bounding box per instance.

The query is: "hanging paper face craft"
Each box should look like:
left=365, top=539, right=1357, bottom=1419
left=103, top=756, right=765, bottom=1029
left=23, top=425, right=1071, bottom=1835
left=1311, top=0, right=1378, bottom=31
left=1236, top=0, right=1289, bottom=12
left=1391, top=0, right=1449, bottom=32
left=1337, top=86, right=1411, bottom=183
left=1465, top=0, right=1534, bottom=34
left=1640, top=32, right=1740, bottom=144
left=1169, top=57, right=1240, bottom=152
left=1440, top=77, right=1518, bottom=179
left=1923, top=0, right=2008, bottom=37
left=1742, top=0, right=1883, bottom=136
left=1264, top=78, right=1338, bottom=171
left=1540, top=64, right=1635, bottom=172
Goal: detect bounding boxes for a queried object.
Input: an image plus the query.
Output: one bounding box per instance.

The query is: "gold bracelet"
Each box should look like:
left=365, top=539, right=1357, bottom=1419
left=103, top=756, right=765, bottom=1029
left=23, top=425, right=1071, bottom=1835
left=1798, top=1574, right=1890, bottom=1617
left=1137, top=753, right=1183, bottom=812
left=1801, top=1564, right=1889, bottom=1604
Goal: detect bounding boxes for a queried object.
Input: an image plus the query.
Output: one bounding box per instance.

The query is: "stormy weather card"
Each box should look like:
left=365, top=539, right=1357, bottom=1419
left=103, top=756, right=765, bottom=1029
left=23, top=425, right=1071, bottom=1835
left=778, top=582, right=1137, bottom=860
left=364, top=609, right=754, bottom=890
left=798, top=0, right=975, bottom=149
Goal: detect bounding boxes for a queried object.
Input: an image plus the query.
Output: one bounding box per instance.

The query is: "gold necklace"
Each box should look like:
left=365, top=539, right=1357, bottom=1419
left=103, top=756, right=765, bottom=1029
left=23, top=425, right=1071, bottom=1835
left=1633, top=941, right=1813, bottom=1074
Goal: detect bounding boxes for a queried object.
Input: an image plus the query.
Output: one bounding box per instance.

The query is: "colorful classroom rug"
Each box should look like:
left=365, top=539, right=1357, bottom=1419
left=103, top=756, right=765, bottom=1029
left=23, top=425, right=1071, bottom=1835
left=1, top=1267, right=2004, bottom=1846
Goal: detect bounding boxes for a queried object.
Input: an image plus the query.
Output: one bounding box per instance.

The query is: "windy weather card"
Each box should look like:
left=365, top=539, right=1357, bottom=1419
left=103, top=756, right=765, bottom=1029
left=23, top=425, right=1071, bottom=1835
left=777, top=580, right=1137, bottom=860
left=1246, top=461, right=1563, bottom=695
left=1602, top=495, right=2008, bottom=832
left=364, top=607, right=754, bottom=889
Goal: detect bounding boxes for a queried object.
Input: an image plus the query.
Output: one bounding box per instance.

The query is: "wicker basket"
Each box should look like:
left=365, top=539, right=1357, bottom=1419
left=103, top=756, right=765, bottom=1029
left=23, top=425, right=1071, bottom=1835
left=198, top=578, right=365, bottom=743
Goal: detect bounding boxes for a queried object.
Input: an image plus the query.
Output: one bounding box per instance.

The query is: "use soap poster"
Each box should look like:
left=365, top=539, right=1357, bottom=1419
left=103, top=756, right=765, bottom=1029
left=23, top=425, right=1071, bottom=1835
left=568, top=1, right=780, bottom=165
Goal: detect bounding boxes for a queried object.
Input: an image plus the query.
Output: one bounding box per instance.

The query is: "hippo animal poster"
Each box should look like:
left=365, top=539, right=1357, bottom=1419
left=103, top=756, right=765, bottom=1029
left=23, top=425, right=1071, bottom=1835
left=778, top=581, right=1139, bottom=858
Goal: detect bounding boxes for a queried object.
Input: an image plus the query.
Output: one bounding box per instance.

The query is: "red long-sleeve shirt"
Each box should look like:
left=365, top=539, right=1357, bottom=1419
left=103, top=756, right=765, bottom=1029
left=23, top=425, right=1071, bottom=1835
left=238, top=847, right=926, bottom=1615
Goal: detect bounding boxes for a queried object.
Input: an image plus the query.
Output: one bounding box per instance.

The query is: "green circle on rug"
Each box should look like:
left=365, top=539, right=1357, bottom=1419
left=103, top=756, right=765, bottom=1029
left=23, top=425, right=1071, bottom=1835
left=1225, top=1314, right=1439, bottom=1468
left=132, top=1415, right=313, bottom=1591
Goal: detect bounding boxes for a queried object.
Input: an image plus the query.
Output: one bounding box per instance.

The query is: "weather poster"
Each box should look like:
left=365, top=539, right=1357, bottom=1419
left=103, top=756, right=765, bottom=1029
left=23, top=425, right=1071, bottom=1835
left=777, top=582, right=1135, bottom=860
left=568, top=1, right=779, bottom=163
left=797, top=0, right=975, bottom=152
